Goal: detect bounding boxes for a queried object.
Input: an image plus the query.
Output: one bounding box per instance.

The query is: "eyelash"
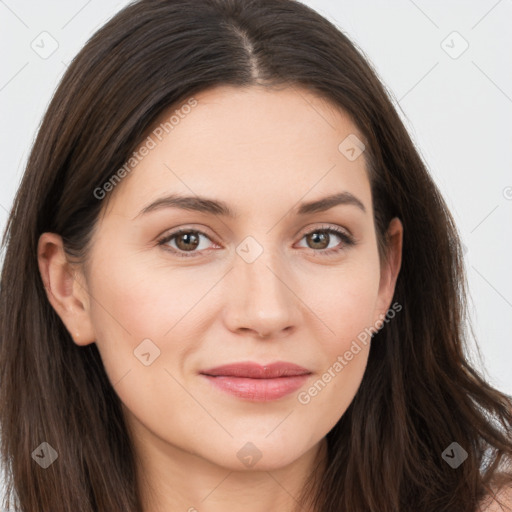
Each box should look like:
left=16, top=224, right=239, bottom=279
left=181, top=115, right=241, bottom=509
left=157, top=225, right=356, bottom=259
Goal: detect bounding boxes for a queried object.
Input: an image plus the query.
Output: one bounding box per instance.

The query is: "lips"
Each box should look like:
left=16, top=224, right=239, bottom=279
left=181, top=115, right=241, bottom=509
left=200, top=361, right=312, bottom=401
left=200, top=361, right=311, bottom=379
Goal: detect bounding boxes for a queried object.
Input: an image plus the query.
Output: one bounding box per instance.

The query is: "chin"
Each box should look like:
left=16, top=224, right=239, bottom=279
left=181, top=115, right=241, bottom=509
left=203, top=437, right=315, bottom=472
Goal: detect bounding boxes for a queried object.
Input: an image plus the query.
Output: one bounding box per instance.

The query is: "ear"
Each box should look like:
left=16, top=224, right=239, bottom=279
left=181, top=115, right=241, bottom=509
left=37, top=232, right=96, bottom=346
left=373, top=217, right=403, bottom=323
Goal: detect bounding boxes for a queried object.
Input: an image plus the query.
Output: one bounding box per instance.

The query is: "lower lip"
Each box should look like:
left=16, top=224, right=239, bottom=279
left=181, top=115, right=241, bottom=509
left=201, top=374, right=310, bottom=401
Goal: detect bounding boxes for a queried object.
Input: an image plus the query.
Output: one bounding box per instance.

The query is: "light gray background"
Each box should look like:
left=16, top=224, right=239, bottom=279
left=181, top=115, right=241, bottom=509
left=0, top=0, right=511, bottom=405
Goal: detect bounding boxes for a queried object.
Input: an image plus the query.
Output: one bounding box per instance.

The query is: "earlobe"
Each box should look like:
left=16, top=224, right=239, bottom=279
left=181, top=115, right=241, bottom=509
left=37, top=232, right=96, bottom=346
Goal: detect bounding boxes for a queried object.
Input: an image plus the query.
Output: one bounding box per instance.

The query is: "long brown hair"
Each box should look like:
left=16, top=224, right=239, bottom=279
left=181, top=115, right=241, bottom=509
left=1, top=0, right=511, bottom=510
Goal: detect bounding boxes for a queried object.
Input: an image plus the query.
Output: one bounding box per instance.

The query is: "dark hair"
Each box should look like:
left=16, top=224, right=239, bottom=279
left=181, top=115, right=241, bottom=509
left=1, top=0, right=511, bottom=510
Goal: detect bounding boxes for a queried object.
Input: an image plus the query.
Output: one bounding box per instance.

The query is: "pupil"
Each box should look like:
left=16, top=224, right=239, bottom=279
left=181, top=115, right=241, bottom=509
left=310, top=232, right=328, bottom=249
left=178, top=232, right=198, bottom=250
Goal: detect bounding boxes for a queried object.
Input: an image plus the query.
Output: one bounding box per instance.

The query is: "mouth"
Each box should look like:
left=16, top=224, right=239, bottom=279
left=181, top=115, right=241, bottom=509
left=199, top=361, right=312, bottom=401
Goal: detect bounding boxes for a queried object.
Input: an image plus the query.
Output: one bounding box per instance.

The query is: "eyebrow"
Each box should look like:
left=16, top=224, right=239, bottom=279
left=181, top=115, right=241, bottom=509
left=134, top=191, right=366, bottom=219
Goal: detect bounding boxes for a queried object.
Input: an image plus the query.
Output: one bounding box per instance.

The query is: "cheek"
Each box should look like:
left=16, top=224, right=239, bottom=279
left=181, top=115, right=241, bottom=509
left=88, top=247, right=213, bottom=340
left=85, top=246, right=224, bottom=394
left=297, top=256, right=379, bottom=408
left=85, top=254, right=207, bottom=434
left=308, top=256, right=381, bottom=351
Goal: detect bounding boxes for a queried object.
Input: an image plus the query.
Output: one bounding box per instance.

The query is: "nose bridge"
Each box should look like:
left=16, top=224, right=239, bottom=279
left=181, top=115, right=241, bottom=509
left=224, top=232, right=299, bottom=337
left=238, top=233, right=289, bottom=304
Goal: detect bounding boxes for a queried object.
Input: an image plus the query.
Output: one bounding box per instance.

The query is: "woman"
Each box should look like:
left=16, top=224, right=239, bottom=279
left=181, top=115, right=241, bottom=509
left=1, top=0, right=511, bottom=510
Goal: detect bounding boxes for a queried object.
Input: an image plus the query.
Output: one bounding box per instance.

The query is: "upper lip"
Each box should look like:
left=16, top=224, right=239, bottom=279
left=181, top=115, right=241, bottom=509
left=200, top=361, right=311, bottom=379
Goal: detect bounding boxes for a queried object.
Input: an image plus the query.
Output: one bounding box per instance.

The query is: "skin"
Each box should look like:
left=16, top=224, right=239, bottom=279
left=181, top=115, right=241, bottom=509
left=38, top=85, right=404, bottom=512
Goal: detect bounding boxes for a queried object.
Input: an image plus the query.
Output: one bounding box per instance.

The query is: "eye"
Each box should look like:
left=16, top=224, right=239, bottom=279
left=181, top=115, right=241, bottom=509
left=158, top=229, right=217, bottom=258
left=296, top=225, right=355, bottom=256
left=158, top=225, right=356, bottom=259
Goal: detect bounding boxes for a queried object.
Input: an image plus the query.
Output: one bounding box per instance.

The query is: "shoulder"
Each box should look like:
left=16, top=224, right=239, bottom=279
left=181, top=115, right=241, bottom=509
left=479, top=484, right=512, bottom=512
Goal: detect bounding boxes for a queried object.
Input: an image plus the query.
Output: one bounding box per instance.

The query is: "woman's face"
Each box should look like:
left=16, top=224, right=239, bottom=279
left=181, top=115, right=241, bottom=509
left=41, top=85, right=402, bottom=472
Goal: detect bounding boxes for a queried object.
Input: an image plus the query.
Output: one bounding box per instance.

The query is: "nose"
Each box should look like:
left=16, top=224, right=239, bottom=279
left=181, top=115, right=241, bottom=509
left=221, top=244, right=301, bottom=339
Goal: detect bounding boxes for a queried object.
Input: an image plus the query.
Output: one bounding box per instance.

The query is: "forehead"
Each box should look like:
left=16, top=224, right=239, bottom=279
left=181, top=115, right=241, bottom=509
left=103, top=85, right=371, bottom=219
